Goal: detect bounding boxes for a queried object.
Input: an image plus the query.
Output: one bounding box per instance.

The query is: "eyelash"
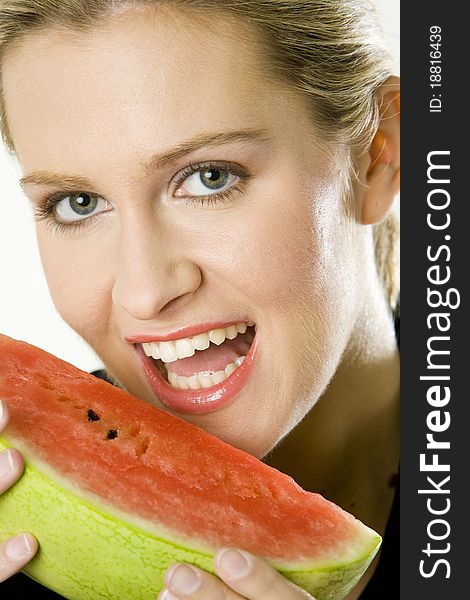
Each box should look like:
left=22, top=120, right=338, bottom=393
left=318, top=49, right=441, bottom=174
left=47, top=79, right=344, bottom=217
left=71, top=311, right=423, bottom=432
left=172, top=161, right=248, bottom=206
left=34, top=196, right=99, bottom=236
left=34, top=161, right=249, bottom=234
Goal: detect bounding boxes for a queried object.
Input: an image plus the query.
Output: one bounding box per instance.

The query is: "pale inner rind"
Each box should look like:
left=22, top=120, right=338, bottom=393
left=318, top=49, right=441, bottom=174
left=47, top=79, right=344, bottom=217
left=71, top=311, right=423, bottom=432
left=0, top=437, right=381, bottom=600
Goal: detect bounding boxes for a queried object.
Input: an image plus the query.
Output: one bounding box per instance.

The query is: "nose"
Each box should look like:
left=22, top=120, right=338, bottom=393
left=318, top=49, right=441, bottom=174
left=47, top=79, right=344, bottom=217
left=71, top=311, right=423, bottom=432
left=111, top=219, right=202, bottom=321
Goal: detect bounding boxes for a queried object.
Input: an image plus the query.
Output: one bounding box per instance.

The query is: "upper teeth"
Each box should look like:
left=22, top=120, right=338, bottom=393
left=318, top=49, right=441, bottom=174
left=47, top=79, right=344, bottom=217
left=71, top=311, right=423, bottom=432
left=142, top=322, right=253, bottom=363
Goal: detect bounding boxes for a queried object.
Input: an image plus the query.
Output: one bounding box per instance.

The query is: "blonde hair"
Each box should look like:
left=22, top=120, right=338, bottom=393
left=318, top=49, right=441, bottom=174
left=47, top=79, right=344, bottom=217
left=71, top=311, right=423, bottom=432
left=0, top=0, right=399, bottom=310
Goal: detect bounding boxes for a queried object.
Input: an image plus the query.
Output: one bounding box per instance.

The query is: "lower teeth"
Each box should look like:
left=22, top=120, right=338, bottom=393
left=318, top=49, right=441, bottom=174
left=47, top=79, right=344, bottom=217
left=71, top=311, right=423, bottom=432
left=165, top=356, right=245, bottom=390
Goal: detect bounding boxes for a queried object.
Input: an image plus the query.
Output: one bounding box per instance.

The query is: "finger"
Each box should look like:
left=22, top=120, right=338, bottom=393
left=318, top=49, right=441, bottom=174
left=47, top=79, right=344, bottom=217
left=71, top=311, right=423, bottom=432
left=0, top=448, right=25, bottom=495
left=214, top=548, right=316, bottom=600
left=159, top=562, right=245, bottom=600
left=0, top=399, right=9, bottom=433
left=0, top=401, right=25, bottom=494
left=0, top=533, right=38, bottom=583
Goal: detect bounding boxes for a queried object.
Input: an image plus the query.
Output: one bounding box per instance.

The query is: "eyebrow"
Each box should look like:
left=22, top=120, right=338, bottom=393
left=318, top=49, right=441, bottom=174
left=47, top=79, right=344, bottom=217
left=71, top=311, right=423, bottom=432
left=19, top=129, right=269, bottom=191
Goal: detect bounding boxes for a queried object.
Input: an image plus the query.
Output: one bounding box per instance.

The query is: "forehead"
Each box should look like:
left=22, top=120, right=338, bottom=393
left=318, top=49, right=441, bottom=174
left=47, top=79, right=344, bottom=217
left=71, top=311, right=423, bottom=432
left=2, top=6, right=300, bottom=170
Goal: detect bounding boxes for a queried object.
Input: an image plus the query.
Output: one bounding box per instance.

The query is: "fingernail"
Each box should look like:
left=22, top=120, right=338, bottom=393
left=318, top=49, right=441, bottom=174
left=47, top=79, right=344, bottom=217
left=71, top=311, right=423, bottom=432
left=158, top=589, right=179, bottom=600
left=217, top=548, right=251, bottom=580
left=0, top=399, right=6, bottom=423
left=166, top=564, right=201, bottom=594
left=0, top=449, right=15, bottom=477
left=4, top=534, right=34, bottom=560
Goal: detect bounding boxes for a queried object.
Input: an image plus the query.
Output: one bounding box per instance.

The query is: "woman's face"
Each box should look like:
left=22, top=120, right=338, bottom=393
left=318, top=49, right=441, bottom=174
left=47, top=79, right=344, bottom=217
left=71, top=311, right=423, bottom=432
left=2, top=7, right=362, bottom=457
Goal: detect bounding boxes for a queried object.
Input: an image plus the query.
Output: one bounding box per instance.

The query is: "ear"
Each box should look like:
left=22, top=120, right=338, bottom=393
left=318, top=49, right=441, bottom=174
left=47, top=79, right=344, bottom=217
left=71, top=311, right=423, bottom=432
left=356, top=76, right=400, bottom=225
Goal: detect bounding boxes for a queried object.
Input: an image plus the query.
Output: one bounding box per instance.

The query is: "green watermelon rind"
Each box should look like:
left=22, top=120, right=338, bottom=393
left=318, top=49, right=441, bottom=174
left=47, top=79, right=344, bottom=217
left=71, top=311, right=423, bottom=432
left=0, top=438, right=381, bottom=600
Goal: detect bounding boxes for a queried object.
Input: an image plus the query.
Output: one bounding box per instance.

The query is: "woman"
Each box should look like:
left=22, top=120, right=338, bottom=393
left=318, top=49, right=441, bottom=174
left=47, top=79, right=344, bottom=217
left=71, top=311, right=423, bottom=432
left=0, top=0, right=400, bottom=598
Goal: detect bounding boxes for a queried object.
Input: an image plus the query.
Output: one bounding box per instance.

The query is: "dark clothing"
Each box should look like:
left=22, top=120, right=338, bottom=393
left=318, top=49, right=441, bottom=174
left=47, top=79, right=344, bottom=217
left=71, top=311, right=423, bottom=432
left=360, top=478, right=400, bottom=599
left=1, top=573, right=65, bottom=599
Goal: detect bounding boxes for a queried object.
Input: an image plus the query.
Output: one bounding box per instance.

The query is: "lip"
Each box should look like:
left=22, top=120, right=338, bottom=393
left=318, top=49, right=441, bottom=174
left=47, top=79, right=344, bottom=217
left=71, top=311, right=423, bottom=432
left=136, top=327, right=258, bottom=415
left=126, top=320, right=253, bottom=343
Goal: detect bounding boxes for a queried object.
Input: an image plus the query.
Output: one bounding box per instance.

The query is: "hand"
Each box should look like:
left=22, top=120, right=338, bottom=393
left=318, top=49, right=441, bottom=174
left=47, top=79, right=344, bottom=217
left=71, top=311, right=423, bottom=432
left=0, top=399, right=38, bottom=582
left=158, top=547, right=316, bottom=599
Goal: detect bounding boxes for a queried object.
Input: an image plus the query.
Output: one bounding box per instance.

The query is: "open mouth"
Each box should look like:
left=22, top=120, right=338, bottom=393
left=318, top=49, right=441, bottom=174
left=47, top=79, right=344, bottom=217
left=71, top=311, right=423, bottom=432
left=140, top=322, right=256, bottom=391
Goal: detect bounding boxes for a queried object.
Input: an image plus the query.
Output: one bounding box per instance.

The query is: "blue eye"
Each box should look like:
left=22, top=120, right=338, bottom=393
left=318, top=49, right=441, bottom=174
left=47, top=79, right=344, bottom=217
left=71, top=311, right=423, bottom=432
left=54, top=193, right=109, bottom=222
left=197, top=168, right=231, bottom=190
left=174, top=165, right=240, bottom=198
left=34, top=191, right=113, bottom=234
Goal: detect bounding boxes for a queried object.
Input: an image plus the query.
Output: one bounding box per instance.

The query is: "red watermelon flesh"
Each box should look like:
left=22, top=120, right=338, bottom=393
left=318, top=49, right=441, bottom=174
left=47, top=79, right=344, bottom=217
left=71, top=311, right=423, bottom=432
left=0, top=334, right=381, bottom=598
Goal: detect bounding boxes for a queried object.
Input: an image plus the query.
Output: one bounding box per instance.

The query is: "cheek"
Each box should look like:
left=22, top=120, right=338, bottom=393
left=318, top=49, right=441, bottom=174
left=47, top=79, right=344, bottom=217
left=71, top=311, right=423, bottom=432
left=206, top=176, right=354, bottom=318
left=36, top=228, right=113, bottom=340
left=216, top=175, right=357, bottom=395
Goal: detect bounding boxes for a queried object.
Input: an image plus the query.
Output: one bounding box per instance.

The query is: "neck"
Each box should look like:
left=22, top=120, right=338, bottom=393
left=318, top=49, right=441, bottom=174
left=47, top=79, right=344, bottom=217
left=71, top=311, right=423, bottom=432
left=264, top=294, right=400, bottom=566
left=264, top=300, right=399, bottom=598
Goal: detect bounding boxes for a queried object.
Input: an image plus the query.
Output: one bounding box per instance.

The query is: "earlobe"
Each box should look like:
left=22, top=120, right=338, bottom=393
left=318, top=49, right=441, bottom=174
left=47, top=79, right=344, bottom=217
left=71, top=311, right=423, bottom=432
left=359, top=76, right=400, bottom=225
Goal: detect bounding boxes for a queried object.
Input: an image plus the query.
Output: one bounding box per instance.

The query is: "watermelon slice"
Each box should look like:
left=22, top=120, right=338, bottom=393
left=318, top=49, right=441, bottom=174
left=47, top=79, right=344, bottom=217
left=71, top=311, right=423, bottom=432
left=0, top=334, right=381, bottom=599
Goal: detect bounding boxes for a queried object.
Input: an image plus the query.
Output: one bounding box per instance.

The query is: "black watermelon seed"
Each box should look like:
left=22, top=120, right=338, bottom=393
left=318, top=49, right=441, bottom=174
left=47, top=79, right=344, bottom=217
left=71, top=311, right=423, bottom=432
left=87, top=409, right=100, bottom=422
left=107, top=429, right=119, bottom=439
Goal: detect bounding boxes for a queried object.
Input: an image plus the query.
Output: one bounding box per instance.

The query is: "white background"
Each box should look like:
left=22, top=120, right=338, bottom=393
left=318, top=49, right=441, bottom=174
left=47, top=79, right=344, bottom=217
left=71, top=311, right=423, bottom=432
left=0, top=0, right=399, bottom=372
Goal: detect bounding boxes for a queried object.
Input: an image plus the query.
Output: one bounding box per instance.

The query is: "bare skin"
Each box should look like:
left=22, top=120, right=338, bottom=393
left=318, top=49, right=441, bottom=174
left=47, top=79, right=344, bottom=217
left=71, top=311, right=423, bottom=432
left=0, top=5, right=400, bottom=598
